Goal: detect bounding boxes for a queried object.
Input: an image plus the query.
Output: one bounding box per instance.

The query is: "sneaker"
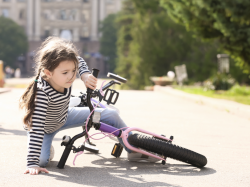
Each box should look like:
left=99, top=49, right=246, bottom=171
left=109, top=136, right=119, bottom=142
left=49, top=145, right=54, bottom=161
left=127, top=152, right=162, bottom=163
left=84, top=141, right=99, bottom=154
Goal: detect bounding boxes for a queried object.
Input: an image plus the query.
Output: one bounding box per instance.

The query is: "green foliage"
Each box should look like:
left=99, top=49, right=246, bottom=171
left=0, top=16, right=28, bottom=68
left=99, top=14, right=118, bottom=72
left=229, top=57, right=250, bottom=84
left=160, top=0, right=250, bottom=76
left=228, top=84, right=250, bottom=96
left=116, top=0, right=221, bottom=89
left=204, top=72, right=236, bottom=90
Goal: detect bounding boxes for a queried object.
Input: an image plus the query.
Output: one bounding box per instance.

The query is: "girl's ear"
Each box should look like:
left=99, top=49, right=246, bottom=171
left=44, top=69, right=52, bottom=78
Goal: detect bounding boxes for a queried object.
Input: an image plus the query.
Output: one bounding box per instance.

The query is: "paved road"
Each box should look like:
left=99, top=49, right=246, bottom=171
left=0, top=82, right=250, bottom=186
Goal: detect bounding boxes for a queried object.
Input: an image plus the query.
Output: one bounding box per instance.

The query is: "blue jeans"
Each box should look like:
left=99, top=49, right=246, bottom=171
left=27, top=107, right=132, bottom=167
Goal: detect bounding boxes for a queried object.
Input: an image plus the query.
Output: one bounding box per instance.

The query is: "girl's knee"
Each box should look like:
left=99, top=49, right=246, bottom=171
left=109, top=109, right=119, bottom=118
left=39, top=156, right=49, bottom=167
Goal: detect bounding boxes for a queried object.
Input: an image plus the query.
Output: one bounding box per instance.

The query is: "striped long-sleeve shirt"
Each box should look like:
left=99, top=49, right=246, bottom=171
left=27, top=56, right=90, bottom=168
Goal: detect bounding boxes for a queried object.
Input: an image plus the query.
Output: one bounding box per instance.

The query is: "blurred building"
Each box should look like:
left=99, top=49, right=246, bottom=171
left=0, top=0, right=122, bottom=77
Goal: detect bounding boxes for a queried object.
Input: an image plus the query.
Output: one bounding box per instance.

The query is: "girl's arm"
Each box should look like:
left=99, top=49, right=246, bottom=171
left=26, top=90, right=49, bottom=172
left=78, top=56, right=90, bottom=77
left=78, top=56, right=97, bottom=90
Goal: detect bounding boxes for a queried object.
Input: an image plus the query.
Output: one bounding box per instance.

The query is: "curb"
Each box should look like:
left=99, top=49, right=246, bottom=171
left=0, top=88, right=11, bottom=94
left=154, top=85, right=250, bottom=120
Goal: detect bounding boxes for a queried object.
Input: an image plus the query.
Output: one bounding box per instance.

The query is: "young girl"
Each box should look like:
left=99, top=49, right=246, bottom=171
left=19, top=37, right=135, bottom=175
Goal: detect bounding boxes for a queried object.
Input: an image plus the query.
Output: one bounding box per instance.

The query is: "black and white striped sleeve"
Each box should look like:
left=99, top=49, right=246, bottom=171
left=78, top=56, right=90, bottom=77
left=27, top=90, right=49, bottom=168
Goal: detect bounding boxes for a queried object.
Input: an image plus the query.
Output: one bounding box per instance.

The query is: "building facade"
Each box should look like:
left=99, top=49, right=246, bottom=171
left=0, top=0, right=122, bottom=77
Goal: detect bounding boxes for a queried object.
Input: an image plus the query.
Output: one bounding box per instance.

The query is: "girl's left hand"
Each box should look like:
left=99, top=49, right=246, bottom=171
left=24, top=166, right=49, bottom=175
left=82, top=73, right=97, bottom=90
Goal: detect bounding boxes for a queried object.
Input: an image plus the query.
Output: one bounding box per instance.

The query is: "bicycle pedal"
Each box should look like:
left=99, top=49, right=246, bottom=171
left=111, top=143, right=123, bottom=158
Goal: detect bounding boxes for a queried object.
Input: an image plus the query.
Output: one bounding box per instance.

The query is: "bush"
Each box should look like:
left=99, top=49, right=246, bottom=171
left=204, top=73, right=236, bottom=91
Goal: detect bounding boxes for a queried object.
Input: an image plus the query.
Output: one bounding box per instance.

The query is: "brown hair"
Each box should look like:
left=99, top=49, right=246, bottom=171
left=19, top=36, right=79, bottom=130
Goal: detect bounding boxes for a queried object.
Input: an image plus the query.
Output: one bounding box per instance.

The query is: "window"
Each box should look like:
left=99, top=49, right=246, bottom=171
left=3, top=0, right=11, bottom=2
left=60, top=10, right=67, bottom=20
left=19, top=9, right=24, bottom=19
left=43, top=10, right=51, bottom=20
left=83, top=0, right=88, bottom=3
left=69, top=9, right=76, bottom=20
left=2, top=9, right=9, bottom=17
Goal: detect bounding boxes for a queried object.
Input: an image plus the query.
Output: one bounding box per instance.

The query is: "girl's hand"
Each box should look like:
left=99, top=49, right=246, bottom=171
left=24, top=166, right=49, bottom=175
left=81, top=73, right=97, bottom=90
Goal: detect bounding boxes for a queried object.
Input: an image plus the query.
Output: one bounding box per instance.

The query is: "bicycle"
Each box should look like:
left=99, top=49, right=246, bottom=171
left=57, top=69, right=207, bottom=169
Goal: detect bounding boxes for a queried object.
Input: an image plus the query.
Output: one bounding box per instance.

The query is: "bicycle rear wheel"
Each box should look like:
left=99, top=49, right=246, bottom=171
left=128, top=134, right=207, bottom=168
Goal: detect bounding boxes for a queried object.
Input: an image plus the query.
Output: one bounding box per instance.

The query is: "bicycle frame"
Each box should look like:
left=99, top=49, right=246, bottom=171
left=92, top=102, right=172, bottom=161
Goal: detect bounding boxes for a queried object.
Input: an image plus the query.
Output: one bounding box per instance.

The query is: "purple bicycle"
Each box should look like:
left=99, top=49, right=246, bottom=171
left=57, top=69, right=207, bottom=169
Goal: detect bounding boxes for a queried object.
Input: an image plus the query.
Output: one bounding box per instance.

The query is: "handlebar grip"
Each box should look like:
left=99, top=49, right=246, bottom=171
left=87, top=68, right=100, bottom=93
left=92, top=68, right=99, bottom=78
left=57, top=145, right=72, bottom=169
left=107, top=73, right=127, bottom=83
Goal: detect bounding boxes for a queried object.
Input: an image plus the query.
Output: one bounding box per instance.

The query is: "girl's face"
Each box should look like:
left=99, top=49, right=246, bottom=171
left=45, top=60, right=76, bottom=93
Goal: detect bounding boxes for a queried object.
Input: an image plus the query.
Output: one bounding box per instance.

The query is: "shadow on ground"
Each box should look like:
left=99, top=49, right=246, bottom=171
left=0, top=125, right=26, bottom=136
left=0, top=125, right=61, bottom=141
left=44, top=154, right=216, bottom=187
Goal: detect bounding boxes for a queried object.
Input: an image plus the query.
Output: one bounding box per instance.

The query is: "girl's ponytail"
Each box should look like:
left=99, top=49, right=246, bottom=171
left=19, top=68, right=41, bottom=130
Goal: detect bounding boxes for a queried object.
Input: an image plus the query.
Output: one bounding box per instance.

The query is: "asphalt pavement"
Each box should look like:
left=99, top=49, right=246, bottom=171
left=0, top=79, right=250, bottom=187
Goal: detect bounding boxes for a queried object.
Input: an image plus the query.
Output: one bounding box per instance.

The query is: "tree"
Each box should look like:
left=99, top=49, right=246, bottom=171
left=116, top=0, right=220, bottom=89
left=0, top=16, right=28, bottom=68
left=160, top=0, right=250, bottom=75
left=99, top=14, right=118, bottom=72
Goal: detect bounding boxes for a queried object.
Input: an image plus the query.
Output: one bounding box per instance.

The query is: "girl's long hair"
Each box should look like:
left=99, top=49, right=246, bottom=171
left=19, top=36, right=79, bottom=130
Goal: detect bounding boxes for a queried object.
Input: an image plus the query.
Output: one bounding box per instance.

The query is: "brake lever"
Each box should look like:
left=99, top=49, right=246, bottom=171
left=102, top=80, right=121, bottom=91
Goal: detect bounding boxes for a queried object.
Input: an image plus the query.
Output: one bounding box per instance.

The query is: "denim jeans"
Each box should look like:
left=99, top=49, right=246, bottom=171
left=27, top=107, right=132, bottom=167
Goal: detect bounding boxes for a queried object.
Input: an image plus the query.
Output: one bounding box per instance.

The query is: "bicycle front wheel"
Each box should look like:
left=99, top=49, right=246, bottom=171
left=128, top=134, right=207, bottom=168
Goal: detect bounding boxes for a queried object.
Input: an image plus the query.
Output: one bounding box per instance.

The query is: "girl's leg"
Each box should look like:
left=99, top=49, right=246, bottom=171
left=38, top=132, right=57, bottom=167
left=38, top=106, right=132, bottom=167
left=98, top=107, right=133, bottom=153
left=61, top=107, right=132, bottom=152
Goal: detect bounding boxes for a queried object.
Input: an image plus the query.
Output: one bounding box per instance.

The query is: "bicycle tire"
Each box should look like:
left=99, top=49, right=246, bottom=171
left=128, top=133, right=207, bottom=168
